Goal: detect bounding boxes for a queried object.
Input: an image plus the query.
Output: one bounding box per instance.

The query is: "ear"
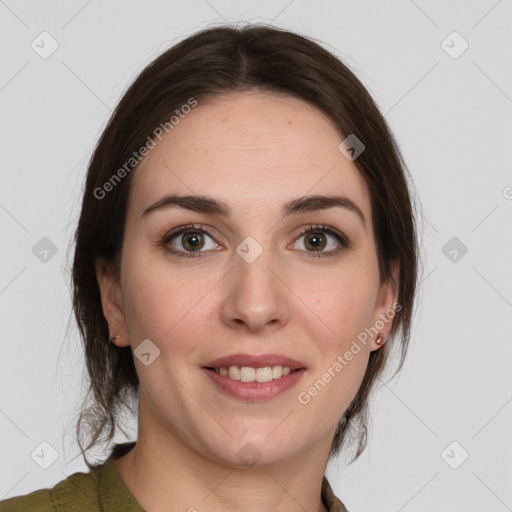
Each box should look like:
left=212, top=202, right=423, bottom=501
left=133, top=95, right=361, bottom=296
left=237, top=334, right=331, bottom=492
left=370, top=259, right=400, bottom=351
left=95, top=258, right=130, bottom=347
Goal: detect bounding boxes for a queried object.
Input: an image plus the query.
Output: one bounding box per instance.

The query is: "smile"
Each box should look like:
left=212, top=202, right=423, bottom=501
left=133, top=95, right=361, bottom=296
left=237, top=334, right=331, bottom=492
left=205, top=365, right=297, bottom=382
left=202, top=366, right=307, bottom=401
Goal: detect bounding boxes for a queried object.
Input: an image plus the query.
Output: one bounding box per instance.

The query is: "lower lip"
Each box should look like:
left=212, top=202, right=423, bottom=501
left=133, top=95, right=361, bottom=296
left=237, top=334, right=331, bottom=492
left=202, top=368, right=306, bottom=402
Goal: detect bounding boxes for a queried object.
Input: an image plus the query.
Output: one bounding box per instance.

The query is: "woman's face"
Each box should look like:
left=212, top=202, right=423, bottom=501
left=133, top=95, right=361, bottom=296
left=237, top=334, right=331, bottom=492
left=98, top=92, right=398, bottom=467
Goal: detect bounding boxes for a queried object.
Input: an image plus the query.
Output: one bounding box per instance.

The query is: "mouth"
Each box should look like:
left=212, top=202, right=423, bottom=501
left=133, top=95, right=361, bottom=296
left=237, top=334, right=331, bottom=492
left=201, top=365, right=307, bottom=403
left=202, top=353, right=306, bottom=383
left=203, top=365, right=304, bottom=382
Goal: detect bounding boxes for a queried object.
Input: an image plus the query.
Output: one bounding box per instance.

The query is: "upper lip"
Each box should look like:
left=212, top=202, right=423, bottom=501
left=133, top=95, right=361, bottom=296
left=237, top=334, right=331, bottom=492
left=203, top=353, right=306, bottom=371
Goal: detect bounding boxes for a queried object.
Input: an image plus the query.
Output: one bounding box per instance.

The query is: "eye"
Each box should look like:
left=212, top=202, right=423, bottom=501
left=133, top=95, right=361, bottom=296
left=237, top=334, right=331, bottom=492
left=291, top=224, right=351, bottom=258
left=161, top=224, right=220, bottom=258
left=160, top=223, right=351, bottom=259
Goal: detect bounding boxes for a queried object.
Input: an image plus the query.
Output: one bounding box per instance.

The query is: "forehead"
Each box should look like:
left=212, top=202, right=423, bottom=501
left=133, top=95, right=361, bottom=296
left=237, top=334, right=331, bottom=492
left=129, top=92, right=371, bottom=222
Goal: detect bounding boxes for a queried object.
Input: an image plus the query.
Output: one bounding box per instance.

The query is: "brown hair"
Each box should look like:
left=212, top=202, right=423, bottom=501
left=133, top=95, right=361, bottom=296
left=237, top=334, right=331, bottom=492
left=72, top=24, right=420, bottom=469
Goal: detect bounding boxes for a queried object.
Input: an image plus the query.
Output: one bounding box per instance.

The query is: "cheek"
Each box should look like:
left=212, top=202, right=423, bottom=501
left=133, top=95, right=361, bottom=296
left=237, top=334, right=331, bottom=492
left=295, top=272, right=376, bottom=420
left=120, top=250, right=215, bottom=348
left=294, top=262, right=380, bottom=350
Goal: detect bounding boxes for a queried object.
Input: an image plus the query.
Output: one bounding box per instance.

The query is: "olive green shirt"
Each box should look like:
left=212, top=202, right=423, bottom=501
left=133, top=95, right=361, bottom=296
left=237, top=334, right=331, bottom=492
left=0, top=443, right=349, bottom=511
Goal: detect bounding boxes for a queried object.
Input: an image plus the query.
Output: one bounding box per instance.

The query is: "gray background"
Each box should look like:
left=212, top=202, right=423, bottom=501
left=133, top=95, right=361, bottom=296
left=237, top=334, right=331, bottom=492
left=1, top=0, right=511, bottom=510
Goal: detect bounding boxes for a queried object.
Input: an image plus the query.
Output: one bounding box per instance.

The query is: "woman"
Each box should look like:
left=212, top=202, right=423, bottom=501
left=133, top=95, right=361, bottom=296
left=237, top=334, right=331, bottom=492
left=0, top=24, right=418, bottom=512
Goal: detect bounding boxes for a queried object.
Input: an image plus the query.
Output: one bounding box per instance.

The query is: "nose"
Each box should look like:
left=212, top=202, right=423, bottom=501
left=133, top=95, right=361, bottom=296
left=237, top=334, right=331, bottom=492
left=220, top=244, right=291, bottom=333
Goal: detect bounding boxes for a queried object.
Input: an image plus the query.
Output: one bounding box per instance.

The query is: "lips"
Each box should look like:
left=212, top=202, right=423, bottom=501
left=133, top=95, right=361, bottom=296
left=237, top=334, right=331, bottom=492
left=202, top=353, right=306, bottom=371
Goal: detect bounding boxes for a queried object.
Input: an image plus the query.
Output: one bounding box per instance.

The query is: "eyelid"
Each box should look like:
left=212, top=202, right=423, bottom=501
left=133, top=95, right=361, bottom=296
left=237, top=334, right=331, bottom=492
left=160, top=223, right=351, bottom=258
left=162, top=223, right=216, bottom=241
left=294, top=224, right=352, bottom=249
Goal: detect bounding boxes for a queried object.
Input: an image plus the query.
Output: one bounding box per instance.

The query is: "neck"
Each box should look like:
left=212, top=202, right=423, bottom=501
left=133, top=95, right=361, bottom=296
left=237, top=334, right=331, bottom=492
left=114, top=395, right=333, bottom=512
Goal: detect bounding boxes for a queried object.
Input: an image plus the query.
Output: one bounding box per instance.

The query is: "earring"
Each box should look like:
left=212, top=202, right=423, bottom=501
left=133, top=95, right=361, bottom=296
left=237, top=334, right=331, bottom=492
left=110, top=334, right=120, bottom=343
left=375, top=333, right=385, bottom=345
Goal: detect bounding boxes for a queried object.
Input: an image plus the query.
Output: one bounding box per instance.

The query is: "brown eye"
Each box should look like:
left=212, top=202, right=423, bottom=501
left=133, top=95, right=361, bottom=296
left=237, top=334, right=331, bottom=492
left=302, top=231, right=328, bottom=251
left=161, top=224, right=221, bottom=258
left=177, top=231, right=206, bottom=251
left=169, top=230, right=218, bottom=253
left=294, top=226, right=348, bottom=255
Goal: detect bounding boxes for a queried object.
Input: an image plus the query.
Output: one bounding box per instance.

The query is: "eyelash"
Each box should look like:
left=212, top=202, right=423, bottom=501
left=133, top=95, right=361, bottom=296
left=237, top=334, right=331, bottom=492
left=160, top=223, right=352, bottom=259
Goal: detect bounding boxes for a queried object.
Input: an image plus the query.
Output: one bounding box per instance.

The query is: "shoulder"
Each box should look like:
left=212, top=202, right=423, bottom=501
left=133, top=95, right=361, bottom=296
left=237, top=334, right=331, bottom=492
left=0, top=488, right=55, bottom=512
left=0, top=464, right=103, bottom=512
left=322, top=476, right=350, bottom=512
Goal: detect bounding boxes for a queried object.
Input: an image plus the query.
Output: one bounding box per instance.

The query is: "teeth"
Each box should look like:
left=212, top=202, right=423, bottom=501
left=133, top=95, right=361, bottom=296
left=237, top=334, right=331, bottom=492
left=228, top=366, right=241, bottom=380
left=214, top=365, right=295, bottom=382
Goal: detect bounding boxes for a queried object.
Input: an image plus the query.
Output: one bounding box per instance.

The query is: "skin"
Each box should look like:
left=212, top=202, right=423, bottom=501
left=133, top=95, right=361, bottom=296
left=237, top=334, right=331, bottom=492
left=96, top=92, right=399, bottom=512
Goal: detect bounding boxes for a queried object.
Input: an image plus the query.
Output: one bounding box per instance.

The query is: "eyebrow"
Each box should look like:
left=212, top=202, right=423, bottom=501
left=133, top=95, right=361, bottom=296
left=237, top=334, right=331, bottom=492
left=142, top=193, right=366, bottom=227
